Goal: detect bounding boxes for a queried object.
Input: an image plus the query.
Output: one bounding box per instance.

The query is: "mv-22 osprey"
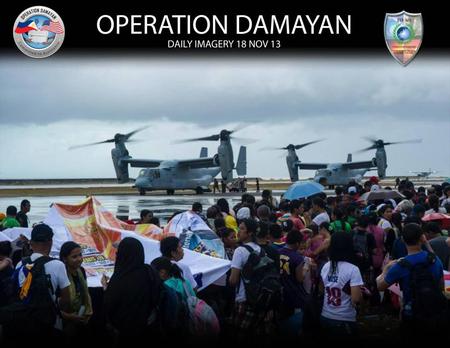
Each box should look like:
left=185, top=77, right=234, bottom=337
left=275, top=137, right=421, bottom=187
left=69, top=127, right=247, bottom=195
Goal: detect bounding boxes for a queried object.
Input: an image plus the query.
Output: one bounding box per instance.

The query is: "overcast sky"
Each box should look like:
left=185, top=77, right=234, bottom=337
left=1, top=55, right=449, bottom=179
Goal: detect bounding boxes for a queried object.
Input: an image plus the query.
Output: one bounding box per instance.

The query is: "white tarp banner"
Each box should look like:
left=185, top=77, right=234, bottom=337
left=1, top=197, right=230, bottom=290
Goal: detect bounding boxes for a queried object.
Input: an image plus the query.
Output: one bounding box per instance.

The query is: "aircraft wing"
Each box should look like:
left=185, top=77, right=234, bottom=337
left=297, top=163, right=328, bottom=170
left=122, top=159, right=163, bottom=168
left=177, top=157, right=217, bottom=169
left=342, top=160, right=376, bottom=170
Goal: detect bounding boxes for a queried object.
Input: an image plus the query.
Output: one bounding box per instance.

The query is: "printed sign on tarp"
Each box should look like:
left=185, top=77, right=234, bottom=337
left=1, top=197, right=230, bottom=289
left=164, top=210, right=226, bottom=259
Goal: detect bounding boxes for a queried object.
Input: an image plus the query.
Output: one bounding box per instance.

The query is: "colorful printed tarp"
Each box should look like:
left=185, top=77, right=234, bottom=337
left=164, top=210, right=226, bottom=259
left=0, top=197, right=230, bottom=289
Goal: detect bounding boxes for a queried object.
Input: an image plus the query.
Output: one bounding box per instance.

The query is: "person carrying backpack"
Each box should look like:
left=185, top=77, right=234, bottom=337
left=151, top=256, right=191, bottom=337
left=377, top=223, right=447, bottom=338
left=0, top=224, right=71, bottom=343
left=229, top=219, right=281, bottom=341
left=278, top=229, right=306, bottom=337
left=352, top=215, right=376, bottom=283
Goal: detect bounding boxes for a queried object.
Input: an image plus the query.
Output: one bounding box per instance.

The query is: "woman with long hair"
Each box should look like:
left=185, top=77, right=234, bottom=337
left=59, top=241, right=93, bottom=338
left=151, top=256, right=195, bottom=300
left=320, top=232, right=363, bottom=338
left=217, top=198, right=238, bottom=233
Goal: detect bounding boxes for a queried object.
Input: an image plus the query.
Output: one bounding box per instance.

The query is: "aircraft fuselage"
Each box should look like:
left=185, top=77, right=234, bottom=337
left=135, top=164, right=220, bottom=192
left=314, top=165, right=368, bottom=186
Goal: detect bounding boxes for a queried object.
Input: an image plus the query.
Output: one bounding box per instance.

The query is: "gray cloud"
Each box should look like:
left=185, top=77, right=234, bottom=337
left=0, top=56, right=449, bottom=126
left=0, top=56, right=449, bottom=179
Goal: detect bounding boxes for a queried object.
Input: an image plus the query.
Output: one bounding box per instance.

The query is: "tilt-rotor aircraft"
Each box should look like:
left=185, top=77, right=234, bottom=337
left=69, top=126, right=246, bottom=195
left=273, top=137, right=421, bottom=187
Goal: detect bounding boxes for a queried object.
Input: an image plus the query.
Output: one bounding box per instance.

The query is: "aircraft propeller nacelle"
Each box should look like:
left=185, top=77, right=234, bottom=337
left=112, top=148, right=130, bottom=183
left=375, top=149, right=387, bottom=179
left=213, top=153, right=220, bottom=166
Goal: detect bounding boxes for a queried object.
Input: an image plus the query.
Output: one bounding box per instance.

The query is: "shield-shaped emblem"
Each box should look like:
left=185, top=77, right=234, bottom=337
left=384, top=11, right=423, bottom=66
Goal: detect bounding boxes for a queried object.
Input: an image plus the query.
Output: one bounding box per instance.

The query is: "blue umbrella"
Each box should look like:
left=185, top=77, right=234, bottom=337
left=284, top=181, right=325, bottom=200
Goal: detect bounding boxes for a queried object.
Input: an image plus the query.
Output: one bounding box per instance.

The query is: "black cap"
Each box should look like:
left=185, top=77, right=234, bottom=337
left=31, top=224, right=54, bottom=242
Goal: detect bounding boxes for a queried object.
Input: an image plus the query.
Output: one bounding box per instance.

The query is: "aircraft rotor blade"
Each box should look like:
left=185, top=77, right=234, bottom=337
left=229, top=123, right=249, bottom=134
left=68, top=139, right=115, bottom=150
left=124, top=125, right=151, bottom=141
left=383, top=139, right=422, bottom=146
left=294, top=139, right=324, bottom=150
left=260, top=146, right=288, bottom=151
left=175, top=134, right=221, bottom=143
left=363, top=136, right=378, bottom=143
left=355, top=145, right=378, bottom=153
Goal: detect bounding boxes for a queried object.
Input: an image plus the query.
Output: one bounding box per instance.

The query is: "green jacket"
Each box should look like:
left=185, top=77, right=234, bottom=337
left=1, top=217, right=20, bottom=229
left=330, top=220, right=351, bottom=233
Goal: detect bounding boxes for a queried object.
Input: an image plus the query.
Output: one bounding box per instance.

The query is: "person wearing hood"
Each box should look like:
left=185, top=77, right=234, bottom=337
left=104, top=237, right=160, bottom=344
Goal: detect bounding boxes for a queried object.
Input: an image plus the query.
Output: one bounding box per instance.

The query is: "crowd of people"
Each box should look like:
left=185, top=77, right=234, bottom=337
left=0, top=178, right=450, bottom=344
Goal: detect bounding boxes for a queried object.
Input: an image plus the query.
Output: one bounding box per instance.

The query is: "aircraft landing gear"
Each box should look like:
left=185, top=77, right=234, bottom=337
left=139, top=189, right=146, bottom=196
left=166, top=189, right=175, bottom=195
left=195, top=187, right=204, bottom=195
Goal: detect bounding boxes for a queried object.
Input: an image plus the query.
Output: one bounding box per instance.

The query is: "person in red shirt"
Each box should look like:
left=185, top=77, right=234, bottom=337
left=289, top=199, right=305, bottom=231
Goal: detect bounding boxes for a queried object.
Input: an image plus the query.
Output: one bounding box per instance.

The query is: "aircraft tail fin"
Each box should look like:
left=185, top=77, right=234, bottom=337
left=347, top=153, right=352, bottom=163
left=236, top=146, right=247, bottom=176
left=200, top=147, right=208, bottom=158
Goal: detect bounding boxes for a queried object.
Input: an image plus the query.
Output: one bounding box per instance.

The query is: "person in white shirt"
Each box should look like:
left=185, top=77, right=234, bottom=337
left=312, top=198, right=330, bottom=227
left=395, top=190, right=415, bottom=215
left=425, top=194, right=447, bottom=215
left=229, top=218, right=274, bottom=338
left=377, top=204, right=394, bottom=231
left=12, top=224, right=70, bottom=339
left=320, top=232, right=363, bottom=338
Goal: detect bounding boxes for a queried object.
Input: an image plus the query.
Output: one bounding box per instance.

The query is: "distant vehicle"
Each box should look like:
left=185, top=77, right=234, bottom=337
left=410, top=169, right=438, bottom=178
left=69, top=126, right=247, bottom=195
left=271, top=137, right=421, bottom=187
left=227, top=177, right=247, bottom=192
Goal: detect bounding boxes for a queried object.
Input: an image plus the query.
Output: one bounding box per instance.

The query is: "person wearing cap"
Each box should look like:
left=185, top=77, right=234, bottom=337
left=14, top=224, right=71, bottom=333
left=236, top=206, right=251, bottom=221
left=347, top=186, right=359, bottom=201
left=370, top=184, right=381, bottom=192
